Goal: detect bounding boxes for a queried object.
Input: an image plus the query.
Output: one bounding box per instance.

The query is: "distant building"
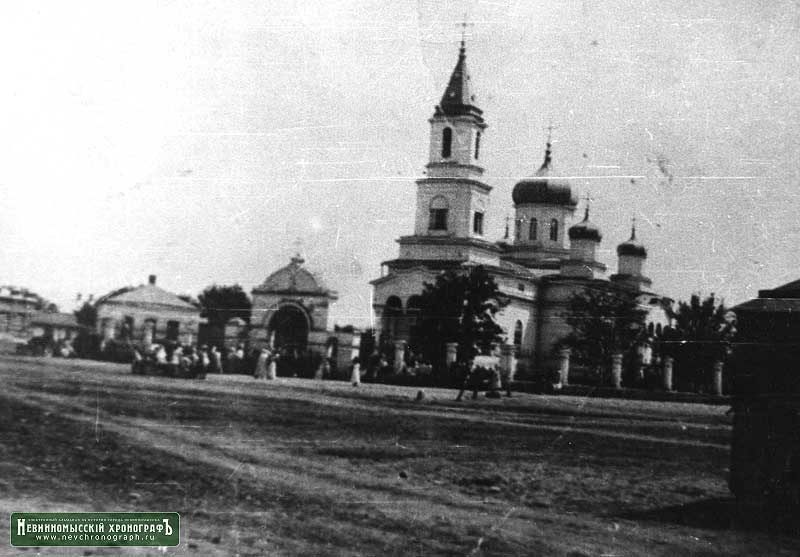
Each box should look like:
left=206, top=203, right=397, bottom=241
left=0, top=286, right=81, bottom=350
left=0, top=286, right=45, bottom=340
left=95, top=275, right=202, bottom=347
left=223, top=255, right=360, bottom=374
left=28, top=311, right=82, bottom=342
left=370, top=40, right=671, bottom=377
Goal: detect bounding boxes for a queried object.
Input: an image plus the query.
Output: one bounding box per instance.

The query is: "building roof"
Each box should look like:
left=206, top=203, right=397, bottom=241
left=733, top=297, right=800, bottom=313
left=511, top=142, right=578, bottom=207
left=758, top=278, right=800, bottom=298
left=568, top=207, right=602, bottom=241
left=732, top=277, right=800, bottom=313
left=253, top=255, right=336, bottom=297
left=435, top=42, right=484, bottom=120
left=97, top=282, right=199, bottom=311
left=617, top=223, right=646, bottom=257
left=30, top=311, right=81, bottom=328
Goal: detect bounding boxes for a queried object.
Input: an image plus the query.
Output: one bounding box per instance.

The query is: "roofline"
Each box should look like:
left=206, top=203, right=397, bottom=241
left=251, top=287, right=338, bottom=300
left=416, top=176, right=492, bottom=193
left=96, top=299, right=201, bottom=312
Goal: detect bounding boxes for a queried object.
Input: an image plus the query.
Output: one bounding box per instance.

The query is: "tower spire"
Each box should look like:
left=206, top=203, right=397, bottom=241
left=630, top=216, right=637, bottom=240
left=583, top=193, right=592, bottom=221
left=437, top=18, right=481, bottom=118
left=538, top=123, right=557, bottom=174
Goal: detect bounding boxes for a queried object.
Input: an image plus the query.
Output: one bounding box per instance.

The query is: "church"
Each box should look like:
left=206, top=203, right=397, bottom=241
left=370, top=40, right=671, bottom=379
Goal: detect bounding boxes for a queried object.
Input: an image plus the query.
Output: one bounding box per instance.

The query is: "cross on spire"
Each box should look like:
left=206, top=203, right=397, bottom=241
left=630, top=215, right=637, bottom=239
left=456, top=14, right=474, bottom=48
left=545, top=122, right=558, bottom=144
left=291, top=237, right=305, bottom=265
left=582, top=192, right=593, bottom=220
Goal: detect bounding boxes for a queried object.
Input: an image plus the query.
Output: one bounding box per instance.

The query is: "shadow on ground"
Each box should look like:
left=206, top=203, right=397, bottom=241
left=623, top=497, right=800, bottom=536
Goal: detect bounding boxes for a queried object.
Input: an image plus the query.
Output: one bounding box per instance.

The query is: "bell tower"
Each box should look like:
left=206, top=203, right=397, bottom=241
left=409, top=39, right=491, bottom=243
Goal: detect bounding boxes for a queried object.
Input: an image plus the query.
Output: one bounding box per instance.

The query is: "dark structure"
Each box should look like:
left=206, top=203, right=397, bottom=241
left=729, top=280, right=800, bottom=509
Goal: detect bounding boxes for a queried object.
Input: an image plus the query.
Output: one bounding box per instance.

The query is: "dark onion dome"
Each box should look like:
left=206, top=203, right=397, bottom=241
left=617, top=224, right=647, bottom=257
left=569, top=207, right=602, bottom=242
left=512, top=142, right=578, bottom=207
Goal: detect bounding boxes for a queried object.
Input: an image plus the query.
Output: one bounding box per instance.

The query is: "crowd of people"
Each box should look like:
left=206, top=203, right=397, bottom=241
left=132, top=342, right=222, bottom=378
left=130, top=340, right=512, bottom=401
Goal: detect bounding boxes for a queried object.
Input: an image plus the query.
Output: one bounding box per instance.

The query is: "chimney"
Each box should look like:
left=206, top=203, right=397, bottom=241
left=148, top=275, right=157, bottom=285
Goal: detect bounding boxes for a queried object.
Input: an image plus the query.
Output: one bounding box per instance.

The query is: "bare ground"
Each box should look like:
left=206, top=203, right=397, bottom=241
left=0, top=355, right=797, bottom=556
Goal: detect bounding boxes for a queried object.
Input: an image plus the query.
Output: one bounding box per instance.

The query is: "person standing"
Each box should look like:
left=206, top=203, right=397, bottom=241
left=267, top=350, right=278, bottom=380
left=209, top=346, right=223, bottom=374
left=350, top=357, right=361, bottom=387
left=254, top=348, right=269, bottom=379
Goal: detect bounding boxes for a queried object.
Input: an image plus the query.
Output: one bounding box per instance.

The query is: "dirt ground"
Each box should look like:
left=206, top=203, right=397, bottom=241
left=0, top=355, right=797, bottom=556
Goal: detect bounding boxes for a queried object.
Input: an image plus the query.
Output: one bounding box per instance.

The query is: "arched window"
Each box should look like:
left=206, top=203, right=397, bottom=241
left=656, top=323, right=663, bottom=337
left=474, top=131, right=481, bottom=160
left=473, top=212, right=484, bottom=235
left=529, top=218, right=538, bottom=241
left=428, top=196, right=449, bottom=231
left=648, top=322, right=655, bottom=336
left=441, top=127, right=452, bottom=158
left=514, top=218, right=521, bottom=241
left=382, top=296, right=403, bottom=343
left=549, top=219, right=559, bottom=241
left=513, top=321, right=523, bottom=348
left=406, top=295, right=423, bottom=351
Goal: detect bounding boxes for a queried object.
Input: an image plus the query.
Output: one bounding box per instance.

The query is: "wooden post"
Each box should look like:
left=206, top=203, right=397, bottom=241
left=558, top=348, right=571, bottom=386
left=663, top=356, right=674, bottom=391
left=611, top=353, right=623, bottom=389
left=712, top=360, right=724, bottom=396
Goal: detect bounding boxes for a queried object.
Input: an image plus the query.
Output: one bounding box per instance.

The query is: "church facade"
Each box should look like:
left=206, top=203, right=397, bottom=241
left=370, top=41, right=671, bottom=378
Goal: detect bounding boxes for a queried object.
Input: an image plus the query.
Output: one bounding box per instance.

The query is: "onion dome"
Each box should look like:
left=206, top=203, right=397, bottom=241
left=569, top=206, right=602, bottom=242
left=617, top=222, right=647, bottom=257
left=512, top=142, right=578, bottom=207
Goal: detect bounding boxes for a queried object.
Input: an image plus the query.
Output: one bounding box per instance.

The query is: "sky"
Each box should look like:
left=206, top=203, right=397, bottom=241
left=1, top=0, right=798, bottom=326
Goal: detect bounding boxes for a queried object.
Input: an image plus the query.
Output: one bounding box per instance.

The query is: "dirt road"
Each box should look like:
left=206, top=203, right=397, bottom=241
left=0, top=355, right=797, bottom=556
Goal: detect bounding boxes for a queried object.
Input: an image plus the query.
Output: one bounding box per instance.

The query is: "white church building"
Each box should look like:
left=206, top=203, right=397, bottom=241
left=370, top=40, right=671, bottom=378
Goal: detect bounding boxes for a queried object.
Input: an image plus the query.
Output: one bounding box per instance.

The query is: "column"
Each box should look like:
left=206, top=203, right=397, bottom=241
left=611, top=353, right=623, bottom=389
left=558, top=348, right=571, bottom=386
left=445, top=342, right=458, bottom=366
left=662, top=356, right=674, bottom=391
left=712, top=360, right=724, bottom=396
left=500, top=344, right=515, bottom=381
left=393, top=340, right=406, bottom=373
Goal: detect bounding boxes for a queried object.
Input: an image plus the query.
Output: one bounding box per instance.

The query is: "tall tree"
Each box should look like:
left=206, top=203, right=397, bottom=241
left=413, top=265, right=507, bottom=364
left=561, top=286, right=648, bottom=370
left=198, top=285, right=252, bottom=328
left=74, top=302, right=97, bottom=328
left=661, top=293, right=736, bottom=389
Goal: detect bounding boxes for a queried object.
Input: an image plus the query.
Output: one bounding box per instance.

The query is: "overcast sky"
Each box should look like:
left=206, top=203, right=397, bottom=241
left=1, top=1, right=798, bottom=325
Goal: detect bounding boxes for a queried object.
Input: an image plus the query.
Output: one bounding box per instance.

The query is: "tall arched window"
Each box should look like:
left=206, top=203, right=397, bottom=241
left=474, top=131, right=481, bottom=160
left=513, top=321, right=523, bottom=348
left=428, top=196, right=449, bottom=231
left=473, top=212, right=484, bottom=235
left=441, top=127, right=452, bottom=158
left=549, top=219, right=559, bottom=241
left=382, top=296, right=403, bottom=344
left=514, top=218, right=521, bottom=241
left=529, top=218, right=538, bottom=241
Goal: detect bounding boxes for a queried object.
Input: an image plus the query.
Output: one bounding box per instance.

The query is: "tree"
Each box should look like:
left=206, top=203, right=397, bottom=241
left=561, top=286, right=648, bottom=372
left=74, top=301, right=97, bottom=328
left=661, top=293, right=736, bottom=390
left=412, top=265, right=508, bottom=364
left=198, top=285, right=252, bottom=328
